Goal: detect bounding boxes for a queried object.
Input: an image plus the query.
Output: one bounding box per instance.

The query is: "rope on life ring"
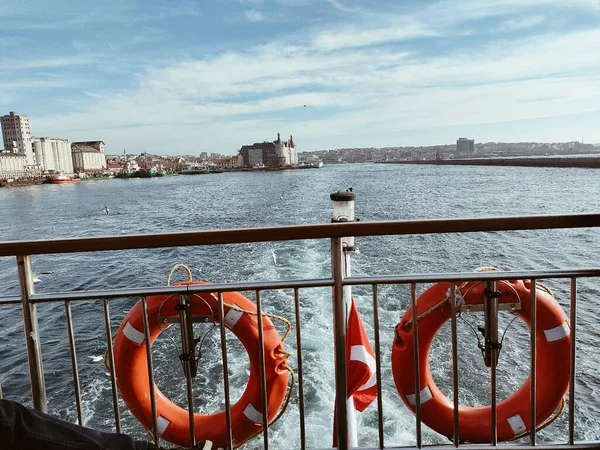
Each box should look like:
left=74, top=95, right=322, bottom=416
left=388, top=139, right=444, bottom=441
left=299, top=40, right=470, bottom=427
left=166, top=263, right=194, bottom=285
left=392, top=270, right=571, bottom=443
left=111, top=265, right=294, bottom=448
left=167, top=265, right=293, bottom=356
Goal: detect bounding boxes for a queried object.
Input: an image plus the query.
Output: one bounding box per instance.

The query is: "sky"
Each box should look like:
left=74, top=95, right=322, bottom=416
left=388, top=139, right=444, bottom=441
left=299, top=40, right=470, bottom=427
left=1, top=0, right=599, bottom=156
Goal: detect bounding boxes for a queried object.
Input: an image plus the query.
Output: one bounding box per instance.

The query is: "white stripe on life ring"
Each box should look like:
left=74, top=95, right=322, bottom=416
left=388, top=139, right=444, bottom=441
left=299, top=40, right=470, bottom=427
left=350, top=345, right=376, bottom=391
left=224, top=308, right=243, bottom=329
left=243, top=403, right=263, bottom=424
left=198, top=441, right=213, bottom=450
left=544, top=322, right=570, bottom=342
left=157, top=415, right=170, bottom=435
left=123, top=321, right=145, bottom=345
left=507, top=414, right=527, bottom=436
left=406, top=386, right=432, bottom=406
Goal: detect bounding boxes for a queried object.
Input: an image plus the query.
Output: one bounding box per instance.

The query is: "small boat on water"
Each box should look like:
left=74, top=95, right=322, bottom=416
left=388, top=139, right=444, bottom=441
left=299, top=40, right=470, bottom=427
left=51, top=174, right=81, bottom=184
left=179, top=163, right=212, bottom=175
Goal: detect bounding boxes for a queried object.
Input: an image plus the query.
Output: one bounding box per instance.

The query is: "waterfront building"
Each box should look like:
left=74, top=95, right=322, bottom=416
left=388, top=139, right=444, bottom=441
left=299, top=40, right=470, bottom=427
left=1, top=112, right=35, bottom=166
left=106, top=161, right=122, bottom=174
left=457, top=137, right=475, bottom=154
left=71, top=141, right=107, bottom=172
left=211, top=155, right=244, bottom=169
left=123, top=160, right=140, bottom=173
left=32, top=137, right=73, bottom=174
left=239, top=133, right=298, bottom=167
left=0, top=152, right=27, bottom=178
left=231, top=154, right=244, bottom=168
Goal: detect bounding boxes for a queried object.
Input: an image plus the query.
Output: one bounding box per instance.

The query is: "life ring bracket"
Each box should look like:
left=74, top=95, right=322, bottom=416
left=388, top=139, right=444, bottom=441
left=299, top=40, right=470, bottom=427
left=159, top=315, right=214, bottom=324
left=460, top=301, right=521, bottom=313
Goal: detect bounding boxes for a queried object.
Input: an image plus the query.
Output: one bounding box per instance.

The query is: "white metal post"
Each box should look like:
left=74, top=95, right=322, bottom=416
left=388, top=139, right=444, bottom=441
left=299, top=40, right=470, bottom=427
left=17, top=255, right=47, bottom=412
left=344, top=251, right=358, bottom=447
left=331, top=190, right=358, bottom=448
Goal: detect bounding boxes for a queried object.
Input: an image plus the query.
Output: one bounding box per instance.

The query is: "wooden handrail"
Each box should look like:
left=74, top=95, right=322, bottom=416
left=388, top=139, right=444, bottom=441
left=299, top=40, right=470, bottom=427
left=1, top=213, right=600, bottom=256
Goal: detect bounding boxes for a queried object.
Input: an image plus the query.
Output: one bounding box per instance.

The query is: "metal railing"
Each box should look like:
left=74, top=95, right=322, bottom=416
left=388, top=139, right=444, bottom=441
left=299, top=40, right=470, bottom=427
left=1, top=213, right=600, bottom=450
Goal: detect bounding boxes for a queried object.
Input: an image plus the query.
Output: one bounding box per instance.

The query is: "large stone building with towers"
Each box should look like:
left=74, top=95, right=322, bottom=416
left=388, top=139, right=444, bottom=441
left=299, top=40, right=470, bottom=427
left=239, top=133, right=298, bottom=167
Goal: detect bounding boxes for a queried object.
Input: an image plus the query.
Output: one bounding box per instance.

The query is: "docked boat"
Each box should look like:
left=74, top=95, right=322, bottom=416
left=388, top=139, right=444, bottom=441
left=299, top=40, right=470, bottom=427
left=179, top=163, right=210, bottom=175
left=179, top=168, right=210, bottom=175
left=51, top=174, right=80, bottom=184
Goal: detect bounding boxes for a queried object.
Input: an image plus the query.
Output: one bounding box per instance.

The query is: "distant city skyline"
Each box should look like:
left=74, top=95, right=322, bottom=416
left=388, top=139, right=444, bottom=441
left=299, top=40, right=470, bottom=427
left=1, top=0, right=599, bottom=155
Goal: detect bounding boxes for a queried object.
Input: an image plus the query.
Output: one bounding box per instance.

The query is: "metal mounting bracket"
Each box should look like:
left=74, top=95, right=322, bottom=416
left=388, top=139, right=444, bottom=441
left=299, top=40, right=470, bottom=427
left=158, top=315, right=213, bottom=325
left=459, top=302, right=521, bottom=313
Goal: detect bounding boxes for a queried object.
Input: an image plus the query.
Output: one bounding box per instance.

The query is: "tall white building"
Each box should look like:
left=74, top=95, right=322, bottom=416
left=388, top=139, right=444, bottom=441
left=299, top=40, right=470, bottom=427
left=0, top=153, right=27, bottom=178
left=32, top=137, right=73, bottom=174
left=1, top=111, right=35, bottom=165
left=71, top=141, right=107, bottom=172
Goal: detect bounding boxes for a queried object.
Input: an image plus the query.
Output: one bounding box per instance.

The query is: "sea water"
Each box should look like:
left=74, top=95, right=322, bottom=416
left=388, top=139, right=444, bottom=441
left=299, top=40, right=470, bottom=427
left=0, top=163, right=599, bottom=447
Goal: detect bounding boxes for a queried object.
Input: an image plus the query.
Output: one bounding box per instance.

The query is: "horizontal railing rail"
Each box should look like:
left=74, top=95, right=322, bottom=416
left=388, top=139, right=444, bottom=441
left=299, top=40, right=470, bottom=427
left=21, top=279, right=335, bottom=303
left=1, top=213, right=600, bottom=256
left=0, top=296, right=21, bottom=305
left=0, top=269, right=599, bottom=304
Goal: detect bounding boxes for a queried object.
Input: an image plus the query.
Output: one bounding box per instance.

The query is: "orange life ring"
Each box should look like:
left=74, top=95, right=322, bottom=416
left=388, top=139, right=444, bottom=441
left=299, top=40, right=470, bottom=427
left=392, top=278, right=570, bottom=443
left=113, top=281, right=289, bottom=448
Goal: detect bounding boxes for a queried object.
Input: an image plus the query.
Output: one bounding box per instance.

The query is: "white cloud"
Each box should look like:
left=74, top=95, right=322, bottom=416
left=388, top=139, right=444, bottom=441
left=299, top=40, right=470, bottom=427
left=426, top=0, right=599, bottom=23
left=495, top=15, right=546, bottom=32
left=0, top=37, right=27, bottom=47
left=0, top=56, right=97, bottom=70
left=324, top=0, right=364, bottom=13
left=312, top=23, right=438, bottom=51
left=245, top=9, right=268, bottom=22
left=2, top=2, right=201, bottom=30
left=72, top=41, right=91, bottom=53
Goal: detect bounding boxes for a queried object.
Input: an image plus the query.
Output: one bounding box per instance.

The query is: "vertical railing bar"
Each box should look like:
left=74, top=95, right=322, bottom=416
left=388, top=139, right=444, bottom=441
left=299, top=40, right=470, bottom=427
left=17, top=255, right=47, bottom=412
left=372, top=284, right=384, bottom=449
left=255, top=289, right=269, bottom=450
left=332, top=237, right=348, bottom=450
left=103, top=299, right=122, bottom=433
left=293, top=288, right=307, bottom=450
left=449, top=282, right=459, bottom=446
left=178, top=293, right=196, bottom=447
left=141, top=297, right=159, bottom=446
left=64, top=300, right=83, bottom=425
left=217, top=292, right=233, bottom=450
left=411, top=282, right=422, bottom=449
left=486, top=280, right=499, bottom=446
left=530, top=280, right=537, bottom=445
left=569, top=278, right=577, bottom=445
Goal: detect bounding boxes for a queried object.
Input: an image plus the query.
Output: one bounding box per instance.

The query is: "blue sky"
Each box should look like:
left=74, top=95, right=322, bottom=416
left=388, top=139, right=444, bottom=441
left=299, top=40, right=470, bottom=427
left=1, top=0, right=599, bottom=156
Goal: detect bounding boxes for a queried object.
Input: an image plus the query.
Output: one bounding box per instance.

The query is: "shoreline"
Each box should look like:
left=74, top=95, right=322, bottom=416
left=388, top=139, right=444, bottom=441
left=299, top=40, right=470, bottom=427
left=0, top=179, right=45, bottom=188
left=377, top=157, right=600, bottom=168
left=0, top=165, right=322, bottom=187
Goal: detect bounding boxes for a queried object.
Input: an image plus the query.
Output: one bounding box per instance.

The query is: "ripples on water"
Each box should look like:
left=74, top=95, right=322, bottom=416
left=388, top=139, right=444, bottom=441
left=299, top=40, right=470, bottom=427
left=1, top=164, right=599, bottom=447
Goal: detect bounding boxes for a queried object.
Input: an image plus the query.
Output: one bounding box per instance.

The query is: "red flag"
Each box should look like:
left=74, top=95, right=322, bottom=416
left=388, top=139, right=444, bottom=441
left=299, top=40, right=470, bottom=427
left=345, top=296, right=377, bottom=411
left=333, top=296, right=377, bottom=446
